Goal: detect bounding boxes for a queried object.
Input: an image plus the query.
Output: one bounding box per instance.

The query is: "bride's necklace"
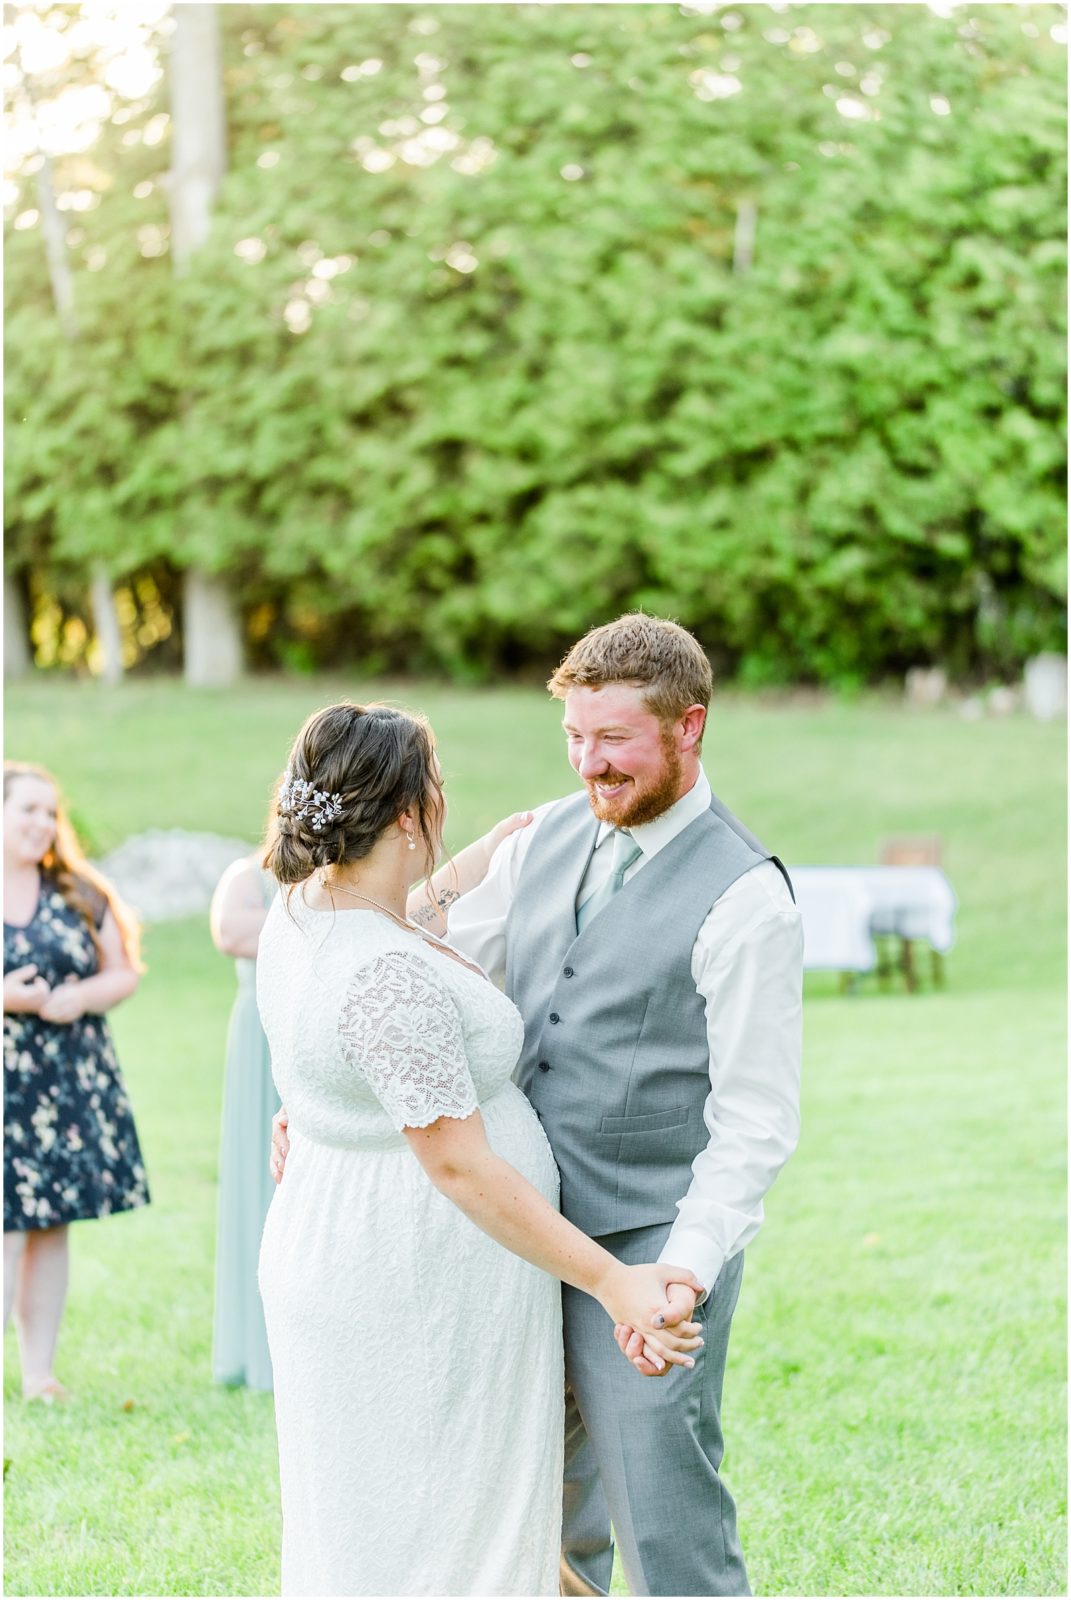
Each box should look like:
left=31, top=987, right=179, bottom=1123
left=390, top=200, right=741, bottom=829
left=319, top=874, right=416, bottom=931
left=319, top=872, right=486, bottom=979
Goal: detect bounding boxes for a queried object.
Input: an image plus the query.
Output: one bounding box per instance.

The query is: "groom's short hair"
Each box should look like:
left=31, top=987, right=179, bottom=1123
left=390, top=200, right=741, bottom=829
left=547, top=613, right=712, bottom=723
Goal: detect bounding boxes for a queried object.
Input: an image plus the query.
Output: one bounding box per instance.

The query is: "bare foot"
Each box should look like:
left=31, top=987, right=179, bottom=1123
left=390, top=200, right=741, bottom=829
left=23, top=1378, right=69, bottom=1404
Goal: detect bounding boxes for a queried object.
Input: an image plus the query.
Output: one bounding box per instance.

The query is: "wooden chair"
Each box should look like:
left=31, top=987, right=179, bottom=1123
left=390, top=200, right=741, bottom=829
left=876, top=836, right=945, bottom=991
left=879, top=836, right=943, bottom=869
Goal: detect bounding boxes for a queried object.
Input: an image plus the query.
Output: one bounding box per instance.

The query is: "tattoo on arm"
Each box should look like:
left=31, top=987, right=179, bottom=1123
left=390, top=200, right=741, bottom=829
left=411, top=887, right=460, bottom=929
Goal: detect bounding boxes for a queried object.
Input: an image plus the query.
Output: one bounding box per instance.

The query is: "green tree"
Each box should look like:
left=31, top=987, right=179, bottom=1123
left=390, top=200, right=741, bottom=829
left=167, top=0, right=245, bottom=686
left=4, top=4, right=1066, bottom=682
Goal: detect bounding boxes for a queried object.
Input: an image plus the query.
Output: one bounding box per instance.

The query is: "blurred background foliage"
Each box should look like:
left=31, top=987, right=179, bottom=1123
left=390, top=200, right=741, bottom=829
left=3, top=2, right=1067, bottom=685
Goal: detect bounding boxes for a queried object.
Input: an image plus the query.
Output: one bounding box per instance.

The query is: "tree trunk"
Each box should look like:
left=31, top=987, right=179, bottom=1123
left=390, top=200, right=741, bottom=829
left=10, top=33, right=79, bottom=338
left=35, top=150, right=79, bottom=340
left=168, top=4, right=242, bottom=685
left=168, top=3, right=227, bottom=268
left=733, top=200, right=757, bottom=276
left=4, top=571, right=32, bottom=677
left=36, top=141, right=124, bottom=680
left=182, top=569, right=243, bottom=688
left=89, top=561, right=124, bottom=686
left=11, top=30, right=128, bottom=680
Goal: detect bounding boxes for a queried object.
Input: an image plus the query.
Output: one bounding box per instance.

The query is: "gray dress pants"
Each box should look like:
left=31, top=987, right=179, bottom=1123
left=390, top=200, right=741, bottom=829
left=560, top=1223, right=750, bottom=1598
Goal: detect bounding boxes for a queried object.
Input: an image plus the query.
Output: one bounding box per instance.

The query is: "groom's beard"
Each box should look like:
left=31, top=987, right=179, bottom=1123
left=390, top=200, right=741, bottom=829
left=584, top=732, right=684, bottom=828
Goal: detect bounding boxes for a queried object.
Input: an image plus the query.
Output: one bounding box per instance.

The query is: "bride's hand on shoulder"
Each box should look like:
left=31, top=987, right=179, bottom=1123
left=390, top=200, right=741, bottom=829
left=596, top=1263, right=705, bottom=1370
left=485, top=811, right=533, bottom=861
left=412, top=811, right=534, bottom=927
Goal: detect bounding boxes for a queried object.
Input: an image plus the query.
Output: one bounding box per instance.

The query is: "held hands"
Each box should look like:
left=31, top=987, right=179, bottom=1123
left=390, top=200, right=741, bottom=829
left=270, top=1107, right=290, bottom=1184
left=270, top=1100, right=702, bottom=1377
left=613, top=1280, right=703, bottom=1377
left=597, top=1263, right=705, bottom=1373
left=3, top=964, right=51, bottom=1014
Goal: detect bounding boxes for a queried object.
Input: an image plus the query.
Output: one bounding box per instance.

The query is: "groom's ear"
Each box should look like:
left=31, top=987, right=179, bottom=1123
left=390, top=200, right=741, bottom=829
left=678, top=705, right=706, bottom=753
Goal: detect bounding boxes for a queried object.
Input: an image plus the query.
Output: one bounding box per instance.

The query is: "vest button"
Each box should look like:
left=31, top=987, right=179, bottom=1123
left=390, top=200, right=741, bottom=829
left=538, top=1060, right=551, bottom=1072
left=563, top=967, right=574, bottom=978
left=549, top=1012, right=560, bottom=1024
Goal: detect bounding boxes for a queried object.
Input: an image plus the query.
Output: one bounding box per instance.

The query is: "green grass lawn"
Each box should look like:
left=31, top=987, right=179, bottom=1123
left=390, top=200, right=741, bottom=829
left=4, top=675, right=1066, bottom=1597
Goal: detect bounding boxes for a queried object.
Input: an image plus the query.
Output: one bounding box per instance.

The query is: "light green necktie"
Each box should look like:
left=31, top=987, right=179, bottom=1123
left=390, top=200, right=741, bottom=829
left=576, top=829, right=642, bottom=932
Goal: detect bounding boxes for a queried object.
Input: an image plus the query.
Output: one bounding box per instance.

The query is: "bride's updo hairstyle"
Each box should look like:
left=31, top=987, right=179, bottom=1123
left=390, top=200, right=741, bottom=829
left=263, top=702, right=444, bottom=888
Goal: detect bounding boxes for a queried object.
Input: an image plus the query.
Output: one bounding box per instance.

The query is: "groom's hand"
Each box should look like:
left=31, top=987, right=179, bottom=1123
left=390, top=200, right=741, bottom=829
left=614, top=1283, right=702, bottom=1377
left=270, top=1107, right=290, bottom=1184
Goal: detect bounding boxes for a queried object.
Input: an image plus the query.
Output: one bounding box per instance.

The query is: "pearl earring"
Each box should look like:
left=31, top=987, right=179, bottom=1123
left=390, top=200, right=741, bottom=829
left=406, top=831, right=416, bottom=851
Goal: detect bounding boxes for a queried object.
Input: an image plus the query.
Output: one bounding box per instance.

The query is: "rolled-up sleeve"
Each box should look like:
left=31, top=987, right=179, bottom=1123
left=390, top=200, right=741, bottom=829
left=659, top=862, right=803, bottom=1295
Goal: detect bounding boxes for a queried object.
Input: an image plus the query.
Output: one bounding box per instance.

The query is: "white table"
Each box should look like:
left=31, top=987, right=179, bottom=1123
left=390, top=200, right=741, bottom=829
left=788, top=865, right=957, bottom=979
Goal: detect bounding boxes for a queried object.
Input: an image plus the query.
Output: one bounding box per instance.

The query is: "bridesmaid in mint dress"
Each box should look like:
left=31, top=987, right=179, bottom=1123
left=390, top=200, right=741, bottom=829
left=209, top=853, right=278, bottom=1391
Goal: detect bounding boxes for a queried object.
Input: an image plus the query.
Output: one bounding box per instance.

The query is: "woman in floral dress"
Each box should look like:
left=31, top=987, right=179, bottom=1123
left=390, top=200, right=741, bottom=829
left=3, top=762, right=149, bottom=1401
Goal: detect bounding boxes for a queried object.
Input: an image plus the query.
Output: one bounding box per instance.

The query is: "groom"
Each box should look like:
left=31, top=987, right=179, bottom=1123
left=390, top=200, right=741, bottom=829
left=276, top=613, right=802, bottom=1597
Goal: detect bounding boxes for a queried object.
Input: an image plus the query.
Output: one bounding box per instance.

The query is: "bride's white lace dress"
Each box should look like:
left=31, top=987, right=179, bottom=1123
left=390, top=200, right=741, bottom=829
left=256, top=892, right=564, bottom=1598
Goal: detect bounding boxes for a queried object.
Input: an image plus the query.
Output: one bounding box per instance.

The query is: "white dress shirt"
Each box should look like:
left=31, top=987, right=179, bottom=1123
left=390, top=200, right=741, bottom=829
left=449, top=769, right=803, bottom=1293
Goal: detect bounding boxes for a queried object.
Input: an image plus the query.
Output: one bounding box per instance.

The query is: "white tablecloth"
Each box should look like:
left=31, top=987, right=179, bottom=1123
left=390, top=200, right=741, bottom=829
left=788, top=866, right=957, bottom=973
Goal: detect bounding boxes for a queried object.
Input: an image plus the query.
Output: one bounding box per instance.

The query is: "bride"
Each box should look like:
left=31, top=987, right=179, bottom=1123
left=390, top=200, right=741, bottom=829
left=255, top=700, right=703, bottom=1598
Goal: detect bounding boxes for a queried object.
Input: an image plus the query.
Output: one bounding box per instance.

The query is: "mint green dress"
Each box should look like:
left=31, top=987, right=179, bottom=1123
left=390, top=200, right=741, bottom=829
left=212, top=870, right=279, bottom=1391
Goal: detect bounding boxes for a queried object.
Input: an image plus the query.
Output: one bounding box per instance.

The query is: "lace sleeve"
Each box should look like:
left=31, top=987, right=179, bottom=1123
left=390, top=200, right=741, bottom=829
left=338, top=949, right=479, bottom=1131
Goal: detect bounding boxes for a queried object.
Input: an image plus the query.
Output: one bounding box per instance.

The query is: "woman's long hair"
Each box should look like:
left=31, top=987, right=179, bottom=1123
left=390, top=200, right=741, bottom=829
left=3, top=761, right=144, bottom=971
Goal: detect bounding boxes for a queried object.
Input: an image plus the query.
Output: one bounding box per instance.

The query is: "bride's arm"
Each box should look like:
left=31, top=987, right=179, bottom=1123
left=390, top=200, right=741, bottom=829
left=335, top=949, right=704, bottom=1364
left=403, top=1109, right=705, bottom=1369
left=406, top=811, right=532, bottom=935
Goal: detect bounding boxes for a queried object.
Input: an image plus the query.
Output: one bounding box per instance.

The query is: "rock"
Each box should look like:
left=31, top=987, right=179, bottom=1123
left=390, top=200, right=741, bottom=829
left=905, top=666, right=948, bottom=707
left=1023, top=654, right=1067, bottom=721
left=958, top=696, right=984, bottom=722
left=97, top=829, right=252, bottom=924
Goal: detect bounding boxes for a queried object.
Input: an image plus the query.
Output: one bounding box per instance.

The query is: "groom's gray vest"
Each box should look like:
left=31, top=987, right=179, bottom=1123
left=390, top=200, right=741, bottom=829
left=504, top=789, right=790, bottom=1239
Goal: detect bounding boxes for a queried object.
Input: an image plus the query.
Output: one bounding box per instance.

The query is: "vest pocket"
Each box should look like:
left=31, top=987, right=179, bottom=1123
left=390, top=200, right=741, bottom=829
left=599, top=1106, right=690, bottom=1134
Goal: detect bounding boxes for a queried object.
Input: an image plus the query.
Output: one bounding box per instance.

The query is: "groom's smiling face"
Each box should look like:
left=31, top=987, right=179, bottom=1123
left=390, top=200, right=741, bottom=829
left=562, top=683, right=698, bottom=827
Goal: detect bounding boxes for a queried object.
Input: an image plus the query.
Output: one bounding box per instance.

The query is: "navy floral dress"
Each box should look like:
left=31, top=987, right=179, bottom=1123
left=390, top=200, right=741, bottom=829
left=4, top=874, right=150, bottom=1232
